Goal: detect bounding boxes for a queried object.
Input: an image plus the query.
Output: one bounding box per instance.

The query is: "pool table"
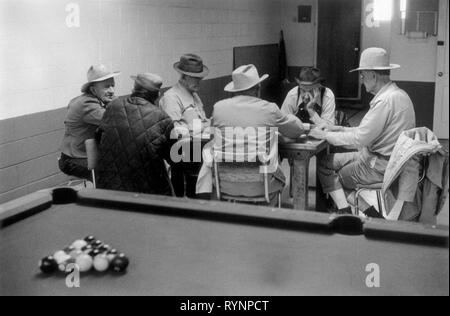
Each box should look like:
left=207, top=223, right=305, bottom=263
left=0, top=188, right=448, bottom=296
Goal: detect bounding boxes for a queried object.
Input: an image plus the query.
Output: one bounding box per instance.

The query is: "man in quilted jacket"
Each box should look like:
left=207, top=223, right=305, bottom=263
left=96, top=73, right=175, bottom=196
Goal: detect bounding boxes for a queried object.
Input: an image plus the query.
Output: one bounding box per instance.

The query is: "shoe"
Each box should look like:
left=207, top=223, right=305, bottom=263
left=363, top=206, right=384, bottom=219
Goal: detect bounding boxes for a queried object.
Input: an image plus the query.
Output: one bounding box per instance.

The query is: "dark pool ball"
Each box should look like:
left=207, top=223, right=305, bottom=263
left=110, top=254, right=129, bottom=273
left=81, top=244, right=93, bottom=252
left=108, top=248, right=118, bottom=255
left=89, top=248, right=101, bottom=257
left=84, top=236, right=96, bottom=243
left=63, top=245, right=75, bottom=254
left=92, top=240, right=103, bottom=248
left=99, top=244, right=111, bottom=252
left=39, top=256, right=58, bottom=274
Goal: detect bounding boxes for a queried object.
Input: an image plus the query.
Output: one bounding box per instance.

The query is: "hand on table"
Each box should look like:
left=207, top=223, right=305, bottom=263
left=316, top=122, right=344, bottom=132
left=309, top=128, right=327, bottom=140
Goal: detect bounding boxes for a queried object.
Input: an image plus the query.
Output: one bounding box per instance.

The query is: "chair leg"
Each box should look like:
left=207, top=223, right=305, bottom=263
left=91, top=170, right=96, bottom=189
left=278, top=192, right=282, bottom=208
left=376, top=190, right=383, bottom=214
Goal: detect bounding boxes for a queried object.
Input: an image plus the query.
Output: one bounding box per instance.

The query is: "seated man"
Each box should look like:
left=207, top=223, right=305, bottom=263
left=281, top=67, right=336, bottom=127
left=310, top=48, right=416, bottom=214
left=96, top=73, right=175, bottom=196
left=59, top=64, right=120, bottom=180
left=159, top=53, right=210, bottom=198
left=196, top=64, right=305, bottom=199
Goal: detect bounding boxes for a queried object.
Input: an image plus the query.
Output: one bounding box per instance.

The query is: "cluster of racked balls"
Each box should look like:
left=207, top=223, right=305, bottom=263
left=39, top=236, right=129, bottom=274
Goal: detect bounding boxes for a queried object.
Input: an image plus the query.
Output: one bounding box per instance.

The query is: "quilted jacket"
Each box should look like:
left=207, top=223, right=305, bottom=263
left=97, top=94, right=175, bottom=196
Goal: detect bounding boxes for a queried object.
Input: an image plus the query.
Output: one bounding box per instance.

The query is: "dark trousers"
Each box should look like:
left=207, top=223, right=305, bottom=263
left=59, top=153, right=91, bottom=180
left=171, top=162, right=202, bottom=198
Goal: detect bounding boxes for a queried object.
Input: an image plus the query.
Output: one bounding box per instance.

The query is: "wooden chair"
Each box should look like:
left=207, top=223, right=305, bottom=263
left=84, top=139, right=99, bottom=188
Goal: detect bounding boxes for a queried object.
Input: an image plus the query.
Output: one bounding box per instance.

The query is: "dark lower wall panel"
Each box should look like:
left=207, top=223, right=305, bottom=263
left=198, top=75, right=232, bottom=118
left=396, top=81, right=435, bottom=130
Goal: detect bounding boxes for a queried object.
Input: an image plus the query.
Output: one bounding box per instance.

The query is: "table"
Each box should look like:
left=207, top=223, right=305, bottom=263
left=279, top=137, right=328, bottom=211
left=1, top=188, right=448, bottom=296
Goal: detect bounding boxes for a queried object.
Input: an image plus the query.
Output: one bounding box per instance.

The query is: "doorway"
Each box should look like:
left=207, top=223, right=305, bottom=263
left=317, top=0, right=362, bottom=99
left=433, top=0, right=449, bottom=139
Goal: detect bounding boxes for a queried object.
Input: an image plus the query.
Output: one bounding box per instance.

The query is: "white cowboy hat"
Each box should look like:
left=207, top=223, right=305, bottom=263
left=350, top=47, right=400, bottom=72
left=81, top=64, right=121, bottom=92
left=224, top=64, right=269, bottom=92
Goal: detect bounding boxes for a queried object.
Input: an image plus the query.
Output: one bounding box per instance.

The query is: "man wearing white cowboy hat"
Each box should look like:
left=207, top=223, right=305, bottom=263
left=159, top=53, right=210, bottom=198
left=59, top=64, right=120, bottom=180
left=310, top=47, right=415, bottom=214
left=195, top=64, right=304, bottom=199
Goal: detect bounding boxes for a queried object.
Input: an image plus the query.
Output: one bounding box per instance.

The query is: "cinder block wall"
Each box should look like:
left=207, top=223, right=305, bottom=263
left=0, top=0, right=282, bottom=204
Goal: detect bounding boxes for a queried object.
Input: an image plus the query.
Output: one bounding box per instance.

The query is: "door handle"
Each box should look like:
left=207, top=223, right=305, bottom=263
left=438, top=72, right=443, bottom=77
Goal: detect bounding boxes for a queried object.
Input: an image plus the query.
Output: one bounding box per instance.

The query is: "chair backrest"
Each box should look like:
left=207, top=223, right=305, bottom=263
left=85, top=139, right=99, bottom=171
left=211, top=126, right=278, bottom=204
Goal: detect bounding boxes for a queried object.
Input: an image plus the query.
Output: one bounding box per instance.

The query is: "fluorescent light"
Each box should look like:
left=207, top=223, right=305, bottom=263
left=374, top=0, right=393, bottom=21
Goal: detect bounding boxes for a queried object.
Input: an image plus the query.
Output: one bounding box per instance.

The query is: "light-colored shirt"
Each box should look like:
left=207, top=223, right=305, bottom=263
left=214, top=95, right=303, bottom=139
left=281, top=86, right=336, bottom=125
left=61, top=93, right=105, bottom=158
left=159, top=82, right=208, bottom=133
left=326, top=82, right=416, bottom=156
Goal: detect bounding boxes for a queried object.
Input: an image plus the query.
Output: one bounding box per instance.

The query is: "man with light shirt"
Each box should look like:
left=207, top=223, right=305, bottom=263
left=310, top=48, right=416, bottom=214
left=160, top=54, right=210, bottom=198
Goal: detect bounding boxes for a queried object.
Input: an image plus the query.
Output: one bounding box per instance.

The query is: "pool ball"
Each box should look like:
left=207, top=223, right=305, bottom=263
left=98, top=244, right=111, bottom=252
left=89, top=248, right=101, bottom=258
left=69, top=249, right=82, bottom=259
left=108, top=248, right=118, bottom=255
left=72, top=239, right=88, bottom=250
left=58, top=258, right=76, bottom=272
left=110, top=254, right=129, bottom=273
left=81, top=244, right=93, bottom=253
left=53, top=250, right=71, bottom=264
left=84, top=236, right=96, bottom=243
left=75, top=254, right=93, bottom=272
left=92, top=240, right=103, bottom=248
left=39, top=256, right=58, bottom=274
left=93, top=254, right=109, bottom=272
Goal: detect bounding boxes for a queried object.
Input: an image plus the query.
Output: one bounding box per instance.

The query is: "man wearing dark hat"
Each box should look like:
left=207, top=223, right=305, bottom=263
left=281, top=67, right=336, bottom=127
left=160, top=53, right=210, bottom=197
left=96, top=73, right=175, bottom=196
left=59, top=64, right=120, bottom=180
left=310, top=48, right=415, bottom=214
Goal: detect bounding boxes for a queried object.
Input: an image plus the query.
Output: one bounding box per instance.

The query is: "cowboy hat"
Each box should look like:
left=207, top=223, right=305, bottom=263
left=81, top=64, right=121, bottom=92
left=224, top=64, right=269, bottom=92
left=350, top=47, right=400, bottom=72
left=173, top=53, right=209, bottom=78
left=130, top=73, right=163, bottom=91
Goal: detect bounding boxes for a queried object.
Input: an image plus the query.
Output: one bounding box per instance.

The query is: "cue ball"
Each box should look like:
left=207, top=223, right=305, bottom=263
left=39, top=256, right=58, bottom=274
left=75, top=254, right=93, bottom=272
left=72, top=239, right=88, bottom=250
left=93, top=254, right=109, bottom=272
left=110, top=254, right=129, bottom=273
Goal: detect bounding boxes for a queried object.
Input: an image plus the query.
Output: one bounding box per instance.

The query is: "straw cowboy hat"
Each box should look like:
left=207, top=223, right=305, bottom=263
left=296, top=67, right=325, bottom=88
left=350, top=47, right=400, bottom=72
left=130, top=73, right=163, bottom=91
left=81, top=64, right=121, bottom=92
left=224, top=64, right=269, bottom=92
left=173, top=53, right=209, bottom=78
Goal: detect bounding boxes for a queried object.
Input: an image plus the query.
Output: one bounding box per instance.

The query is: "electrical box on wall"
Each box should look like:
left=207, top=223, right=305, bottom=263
left=298, top=5, right=312, bottom=23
